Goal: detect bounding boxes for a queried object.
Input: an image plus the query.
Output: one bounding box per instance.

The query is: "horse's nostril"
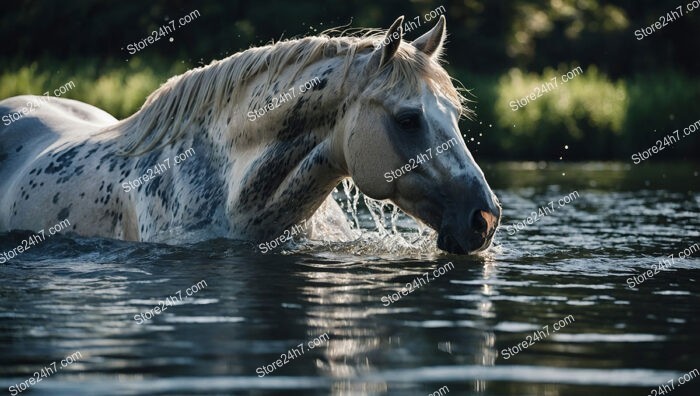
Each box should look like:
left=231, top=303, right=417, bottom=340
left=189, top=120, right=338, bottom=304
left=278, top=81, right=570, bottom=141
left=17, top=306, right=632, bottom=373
left=471, top=210, right=487, bottom=233
left=471, top=209, right=496, bottom=234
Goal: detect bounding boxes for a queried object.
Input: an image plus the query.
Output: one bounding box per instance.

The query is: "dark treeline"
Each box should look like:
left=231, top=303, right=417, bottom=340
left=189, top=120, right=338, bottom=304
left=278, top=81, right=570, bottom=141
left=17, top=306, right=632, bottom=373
left=1, top=0, right=698, bottom=160
left=2, top=0, right=698, bottom=74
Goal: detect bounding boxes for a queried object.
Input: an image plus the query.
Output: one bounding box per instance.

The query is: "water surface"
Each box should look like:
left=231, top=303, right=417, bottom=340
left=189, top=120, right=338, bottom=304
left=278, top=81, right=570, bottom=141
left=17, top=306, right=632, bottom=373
left=1, top=162, right=699, bottom=395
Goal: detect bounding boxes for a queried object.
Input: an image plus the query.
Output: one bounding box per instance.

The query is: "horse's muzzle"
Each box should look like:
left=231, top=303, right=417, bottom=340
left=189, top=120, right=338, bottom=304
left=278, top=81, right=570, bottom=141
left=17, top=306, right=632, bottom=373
left=437, top=208, right=500, bottom=254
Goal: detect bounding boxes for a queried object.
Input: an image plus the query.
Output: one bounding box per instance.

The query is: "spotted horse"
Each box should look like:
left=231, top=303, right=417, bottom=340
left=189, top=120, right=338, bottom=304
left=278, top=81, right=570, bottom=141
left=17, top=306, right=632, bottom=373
left=0, top=16, right=501, bottom=254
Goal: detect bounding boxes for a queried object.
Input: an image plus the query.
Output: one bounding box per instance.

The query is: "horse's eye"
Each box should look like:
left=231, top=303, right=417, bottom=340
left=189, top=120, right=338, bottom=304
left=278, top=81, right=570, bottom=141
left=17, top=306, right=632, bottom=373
left=395, top=112, right=422, bottom=132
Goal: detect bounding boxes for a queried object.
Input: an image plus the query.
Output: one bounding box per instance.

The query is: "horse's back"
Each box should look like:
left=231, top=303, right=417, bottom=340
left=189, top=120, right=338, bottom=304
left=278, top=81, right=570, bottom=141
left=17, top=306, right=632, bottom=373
left=0, top=94, right=116, bottom=155
left=0, top=95, right=116, bottom=137
left=0, top=96, right=117, bottom=216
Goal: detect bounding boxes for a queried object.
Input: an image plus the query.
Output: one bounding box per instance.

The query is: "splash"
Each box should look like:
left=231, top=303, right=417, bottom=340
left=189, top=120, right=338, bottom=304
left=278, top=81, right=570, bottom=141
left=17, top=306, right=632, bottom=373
left=298, top=179, right=441, bottom=258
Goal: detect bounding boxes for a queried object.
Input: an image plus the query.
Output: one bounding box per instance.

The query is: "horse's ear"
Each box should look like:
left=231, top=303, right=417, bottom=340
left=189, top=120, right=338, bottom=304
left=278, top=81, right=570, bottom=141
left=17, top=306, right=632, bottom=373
left=412, top=15, right=446, bottom=58
left=368, top=16, right=404, bottom=70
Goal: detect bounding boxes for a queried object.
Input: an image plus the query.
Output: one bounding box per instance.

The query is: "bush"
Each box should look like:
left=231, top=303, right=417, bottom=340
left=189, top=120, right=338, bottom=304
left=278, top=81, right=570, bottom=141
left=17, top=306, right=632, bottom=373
left=456, top=67, right=699, bottom=160
left=0, top=58, right=187, bottom=119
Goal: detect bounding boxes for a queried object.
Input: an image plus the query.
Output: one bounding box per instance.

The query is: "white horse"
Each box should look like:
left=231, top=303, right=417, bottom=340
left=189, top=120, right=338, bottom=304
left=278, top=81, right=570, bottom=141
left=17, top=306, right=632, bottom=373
left=0, top=16, right=500, bottom=254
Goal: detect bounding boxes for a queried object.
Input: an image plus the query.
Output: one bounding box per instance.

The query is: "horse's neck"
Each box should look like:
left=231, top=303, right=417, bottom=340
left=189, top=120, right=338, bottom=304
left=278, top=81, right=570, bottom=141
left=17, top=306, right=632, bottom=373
left=100, top=52, right=355, bottom=240
left=206, top=57, right=350, bottom=239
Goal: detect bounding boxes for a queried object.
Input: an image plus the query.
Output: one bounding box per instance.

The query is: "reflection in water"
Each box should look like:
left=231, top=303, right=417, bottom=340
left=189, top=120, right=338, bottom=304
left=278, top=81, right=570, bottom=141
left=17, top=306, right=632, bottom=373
left=292, top=252, right=514, bottom=395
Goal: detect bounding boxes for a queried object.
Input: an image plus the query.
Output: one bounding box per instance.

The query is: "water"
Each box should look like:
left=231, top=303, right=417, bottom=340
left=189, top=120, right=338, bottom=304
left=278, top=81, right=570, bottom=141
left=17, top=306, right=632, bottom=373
left=1, top=162, right=699, bottom=396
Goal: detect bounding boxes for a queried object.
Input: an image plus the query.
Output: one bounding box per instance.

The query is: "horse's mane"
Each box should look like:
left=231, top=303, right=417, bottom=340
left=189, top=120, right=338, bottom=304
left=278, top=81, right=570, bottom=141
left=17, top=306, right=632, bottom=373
left=107, top=29, right=468, bottom=155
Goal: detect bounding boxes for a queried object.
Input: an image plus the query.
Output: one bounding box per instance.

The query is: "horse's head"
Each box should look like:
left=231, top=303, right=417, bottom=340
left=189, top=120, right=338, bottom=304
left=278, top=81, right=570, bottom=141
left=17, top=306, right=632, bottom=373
left=341, top=16, right=501, bottom=254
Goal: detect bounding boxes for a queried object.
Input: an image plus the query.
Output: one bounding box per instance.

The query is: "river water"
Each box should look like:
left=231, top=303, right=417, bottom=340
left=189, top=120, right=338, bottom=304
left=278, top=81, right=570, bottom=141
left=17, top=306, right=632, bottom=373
left=1, top=162, right=699, bottom=396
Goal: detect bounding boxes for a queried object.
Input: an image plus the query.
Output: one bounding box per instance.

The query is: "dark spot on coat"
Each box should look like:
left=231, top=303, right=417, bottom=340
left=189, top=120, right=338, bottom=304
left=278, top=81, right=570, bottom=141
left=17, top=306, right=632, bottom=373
left=57, top=207, right=70, bottom=220
left=312, top=78, right=328, bottom=91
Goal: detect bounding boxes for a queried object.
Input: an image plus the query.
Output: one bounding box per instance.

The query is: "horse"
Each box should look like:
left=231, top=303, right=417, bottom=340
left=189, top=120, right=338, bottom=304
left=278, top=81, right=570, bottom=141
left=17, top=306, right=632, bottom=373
left=0, top=15, right=501, bottom=255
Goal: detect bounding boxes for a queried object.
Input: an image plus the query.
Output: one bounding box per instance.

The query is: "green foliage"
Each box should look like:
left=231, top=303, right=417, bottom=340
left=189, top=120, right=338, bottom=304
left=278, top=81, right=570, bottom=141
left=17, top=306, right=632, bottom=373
left=494, top=66, right=628, bottom=158
left=0, top=58, right=188, bottom=119
left=457, top=68, right=699, bottom=160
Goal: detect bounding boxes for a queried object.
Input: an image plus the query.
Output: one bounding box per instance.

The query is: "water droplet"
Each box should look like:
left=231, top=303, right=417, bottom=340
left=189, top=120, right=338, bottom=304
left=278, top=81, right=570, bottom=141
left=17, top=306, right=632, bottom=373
left=470, top=138, right=474, bottom=141
left=559, top=156, right=562, bottom=160
left=562, top=172, right=566, bottom=176
left=479, top=133, right=482, bottom=137
left=564, top=145, right=569, bottom=149
left=169, top=37, right=174, bottom=42
left=488, top=124, right=492, bottom=127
